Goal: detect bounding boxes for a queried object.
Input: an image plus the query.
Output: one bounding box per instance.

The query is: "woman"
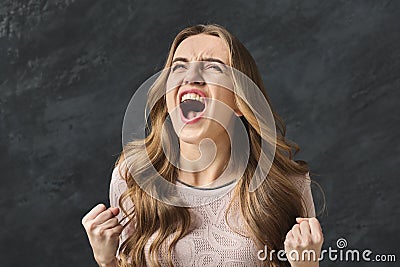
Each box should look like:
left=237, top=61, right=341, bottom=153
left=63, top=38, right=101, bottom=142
left=82, top=24, right=324, bottom=267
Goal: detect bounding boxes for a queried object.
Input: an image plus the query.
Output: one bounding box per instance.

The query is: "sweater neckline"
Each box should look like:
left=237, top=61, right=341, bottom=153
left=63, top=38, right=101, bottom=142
left=175, top=178, right=236, bottom=191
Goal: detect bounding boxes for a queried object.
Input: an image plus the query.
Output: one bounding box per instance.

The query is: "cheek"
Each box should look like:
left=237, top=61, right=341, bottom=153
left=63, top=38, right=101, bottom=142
left=215, top=88, right=237, bottom=109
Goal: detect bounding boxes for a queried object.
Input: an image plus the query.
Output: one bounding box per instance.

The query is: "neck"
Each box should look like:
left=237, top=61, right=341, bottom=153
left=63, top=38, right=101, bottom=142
left=178, top=132, right=233, bottom=187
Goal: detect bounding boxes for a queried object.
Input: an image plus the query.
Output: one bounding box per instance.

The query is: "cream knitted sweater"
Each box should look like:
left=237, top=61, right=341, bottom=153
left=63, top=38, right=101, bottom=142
left=109, top=166, right=316, bottom=266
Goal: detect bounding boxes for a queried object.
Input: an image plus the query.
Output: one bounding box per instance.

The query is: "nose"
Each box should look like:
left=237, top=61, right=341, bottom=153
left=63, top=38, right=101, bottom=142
left=182, top=62, right=206, bottom=85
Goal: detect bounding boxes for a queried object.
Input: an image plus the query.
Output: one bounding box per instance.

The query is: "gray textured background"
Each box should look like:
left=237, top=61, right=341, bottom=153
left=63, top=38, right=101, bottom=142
left=1, top=0, right=399, bottom=266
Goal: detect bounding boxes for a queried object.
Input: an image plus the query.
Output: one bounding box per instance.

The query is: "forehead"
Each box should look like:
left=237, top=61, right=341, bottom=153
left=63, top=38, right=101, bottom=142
left=173, top=34, right=230, bottom=64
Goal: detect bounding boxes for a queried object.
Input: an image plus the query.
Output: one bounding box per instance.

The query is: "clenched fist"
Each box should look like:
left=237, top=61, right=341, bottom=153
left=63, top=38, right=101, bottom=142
left=82, top=203, right=123, bottom=267
left=284, top=217, right=324, bottom=267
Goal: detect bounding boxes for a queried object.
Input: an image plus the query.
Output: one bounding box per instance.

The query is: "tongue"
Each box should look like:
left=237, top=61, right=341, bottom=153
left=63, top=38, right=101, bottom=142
left=187, top=111, right=199, bottom=120
left=180, top=99, right=205, bottom=120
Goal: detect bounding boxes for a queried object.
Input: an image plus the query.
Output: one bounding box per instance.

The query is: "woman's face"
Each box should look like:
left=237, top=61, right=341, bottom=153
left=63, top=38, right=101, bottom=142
left=165, top=34, right=242, bottom=144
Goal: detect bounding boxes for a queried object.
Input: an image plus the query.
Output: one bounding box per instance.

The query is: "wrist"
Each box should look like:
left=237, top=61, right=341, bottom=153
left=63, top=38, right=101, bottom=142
left=96, top=257, right=117, bottom=267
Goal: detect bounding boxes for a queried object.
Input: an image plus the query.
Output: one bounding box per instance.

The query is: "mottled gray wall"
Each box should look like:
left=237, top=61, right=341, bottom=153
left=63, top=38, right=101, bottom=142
left=1, top=0, right=399, bottom=266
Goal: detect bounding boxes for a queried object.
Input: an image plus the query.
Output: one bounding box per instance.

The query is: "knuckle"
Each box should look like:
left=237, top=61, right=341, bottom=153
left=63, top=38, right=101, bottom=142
left=111, top=217, right=119, bottom=225
left=111, top=228, right=123, bottom=238
left=284, top=239, right=293, bottom=247
left=301, top=237, right=311, bottom=247
left=95, top=227, right=105, bottom=237
left=318, top=234, right=324, bottom=243
left=98, top=203, right=106, bottom=210
left=114, top=224, right=124, bottom=231
left=87, top=222, right=96, bottom=231
left=286, top=230, right=292, bottom=237
left=108, top=209, right=115, bottom=217
left=293, top=243, right=301, bottom=249
left=310, top=217, right=320, bottom=225
left=300, top=221, right=308, bottom=226
left=294, top=238, right=302, bottom=247
left=104, top=230, right=113, bottom=238
left=314, top=233, right=323, bottom=241
left=311, top=217, right=319, bottom=222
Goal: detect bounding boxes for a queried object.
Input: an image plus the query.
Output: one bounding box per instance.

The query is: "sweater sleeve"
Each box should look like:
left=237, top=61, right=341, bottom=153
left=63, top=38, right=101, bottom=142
left=109, top=166, right=128, bottom=220
left=302, top=171, right=316, bottom=218
left=109, top=165, right=135, bottom=254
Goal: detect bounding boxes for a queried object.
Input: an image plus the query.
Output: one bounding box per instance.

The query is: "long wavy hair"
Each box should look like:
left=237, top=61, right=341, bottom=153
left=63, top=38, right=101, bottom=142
left=115, top=24, right=322, bottom=267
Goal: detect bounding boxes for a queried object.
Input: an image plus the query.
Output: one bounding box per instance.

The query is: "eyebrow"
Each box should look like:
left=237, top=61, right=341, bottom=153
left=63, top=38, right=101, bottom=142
left=172, top=57, right=228, bottom=68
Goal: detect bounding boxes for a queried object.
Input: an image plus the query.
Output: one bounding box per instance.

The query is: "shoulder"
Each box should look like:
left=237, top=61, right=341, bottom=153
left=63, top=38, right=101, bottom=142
left=289, top=160, right=311, bottom=189
left=111, top=164, right=125, bottom=182
left=111, top=154, right=129, bottom=182
left=110, top=160, right=129, bottom=196
left=288, top=171, right=311, bottom=193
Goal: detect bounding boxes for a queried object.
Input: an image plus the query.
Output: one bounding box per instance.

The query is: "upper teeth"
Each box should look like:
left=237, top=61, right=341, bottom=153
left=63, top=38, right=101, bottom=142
left=181, top=93, right=204, bottom=103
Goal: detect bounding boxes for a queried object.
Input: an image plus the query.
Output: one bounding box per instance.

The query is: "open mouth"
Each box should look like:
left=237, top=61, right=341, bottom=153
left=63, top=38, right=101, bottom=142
left=179, top=91, right=206, bottom=123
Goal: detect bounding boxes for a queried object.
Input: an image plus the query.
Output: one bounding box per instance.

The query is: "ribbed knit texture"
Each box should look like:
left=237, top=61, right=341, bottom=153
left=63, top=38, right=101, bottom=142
left=109, top=166, right=316, bottom=266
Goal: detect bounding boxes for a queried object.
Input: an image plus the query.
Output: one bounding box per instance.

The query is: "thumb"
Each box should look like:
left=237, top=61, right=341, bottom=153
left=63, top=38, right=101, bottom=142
left=108, top=207, right=120, bottom=216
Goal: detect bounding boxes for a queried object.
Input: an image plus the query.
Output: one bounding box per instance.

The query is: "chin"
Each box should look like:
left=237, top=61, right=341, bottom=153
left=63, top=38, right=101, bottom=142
left=176, top=126, right=210, bottom=144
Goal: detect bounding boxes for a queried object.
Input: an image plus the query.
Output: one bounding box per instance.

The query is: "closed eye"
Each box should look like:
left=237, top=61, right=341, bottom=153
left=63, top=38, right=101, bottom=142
left=204, top=64, right=223, bottom=72
left=172, top=63, right=187, bottom=72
